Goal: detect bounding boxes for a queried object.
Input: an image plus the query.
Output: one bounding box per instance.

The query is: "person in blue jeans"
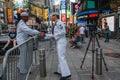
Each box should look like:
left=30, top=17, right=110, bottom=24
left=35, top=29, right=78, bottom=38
left=104, top=23, right=110, bottom=42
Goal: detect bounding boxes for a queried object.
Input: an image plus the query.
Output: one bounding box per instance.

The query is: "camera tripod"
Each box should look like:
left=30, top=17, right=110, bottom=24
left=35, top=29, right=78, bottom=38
left=80, top=30, right=108, bottom=80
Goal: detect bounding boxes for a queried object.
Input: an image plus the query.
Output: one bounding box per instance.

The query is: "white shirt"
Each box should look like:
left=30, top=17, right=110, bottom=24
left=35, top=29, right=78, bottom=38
left=79, top=26, right=85, bottom=35
left=17, top=20, right=40, bottom=44
left=47, top=27, right=52, bottom=34
left=45, top=20, right=66, bottom=40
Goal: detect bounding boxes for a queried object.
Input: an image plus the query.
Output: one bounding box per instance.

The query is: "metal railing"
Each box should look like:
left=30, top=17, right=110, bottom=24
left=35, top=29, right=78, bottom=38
left=1, top=36, right=38, bottom=80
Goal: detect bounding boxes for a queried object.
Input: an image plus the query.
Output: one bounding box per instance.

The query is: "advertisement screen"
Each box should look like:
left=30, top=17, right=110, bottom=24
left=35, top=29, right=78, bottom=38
left=61, top=14, right=66, bottom=22
left=102, top=16, right=114, bottom=32
left=87, top=0, right=95, bottom=9
left=77, top=20, right=86, bottom=25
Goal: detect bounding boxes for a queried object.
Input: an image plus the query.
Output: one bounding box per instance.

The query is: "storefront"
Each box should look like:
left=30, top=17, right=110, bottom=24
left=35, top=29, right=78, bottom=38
left=99, top=9, right=117, bottom=38
left=77, top=9, right=99, bottom=25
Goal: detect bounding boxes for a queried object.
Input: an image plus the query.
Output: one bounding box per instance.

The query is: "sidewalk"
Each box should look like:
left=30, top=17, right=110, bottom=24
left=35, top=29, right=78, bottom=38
left=29, top=38, right=120, bottom=80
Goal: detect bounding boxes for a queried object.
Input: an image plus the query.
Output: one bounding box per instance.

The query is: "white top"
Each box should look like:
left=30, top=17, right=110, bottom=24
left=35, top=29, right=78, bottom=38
left=16, top=20, right=40, bottom=44
left=45, top=20, right=66, bottom=40
left=79, top=26, right=85, bottom=34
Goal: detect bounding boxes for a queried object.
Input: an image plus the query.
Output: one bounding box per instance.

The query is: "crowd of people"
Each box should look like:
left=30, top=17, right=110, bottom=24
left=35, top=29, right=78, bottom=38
left=68, top=22, right=110, bottom=48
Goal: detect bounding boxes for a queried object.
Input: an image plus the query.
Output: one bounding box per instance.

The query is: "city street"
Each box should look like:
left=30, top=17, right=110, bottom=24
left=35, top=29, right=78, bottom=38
left=27, top=38, right=120, bottom=80
left=1, top=0, right=120, bottom=80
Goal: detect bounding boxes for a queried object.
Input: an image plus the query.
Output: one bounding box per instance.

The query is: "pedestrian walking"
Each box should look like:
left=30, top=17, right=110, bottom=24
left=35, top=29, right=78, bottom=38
left=104, top=23, right=110, bottom=42
left=97, top=25, right=102, bottom=39
left=16, top=12, right=44, bottom=74
left=79, top=25, right=86, bottom=43
left=44, top=12, right=71, bottom=80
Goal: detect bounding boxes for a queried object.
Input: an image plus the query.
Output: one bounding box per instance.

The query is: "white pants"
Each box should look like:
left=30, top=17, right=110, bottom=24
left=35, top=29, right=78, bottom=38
left=17, top=45, right=27, bottom=73
left=56, top=38, right=71, bottom=77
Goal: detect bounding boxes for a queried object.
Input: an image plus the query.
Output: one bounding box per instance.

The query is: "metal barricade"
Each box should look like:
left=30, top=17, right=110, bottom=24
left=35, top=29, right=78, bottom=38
left=39, top=38, right=56, bottom=53
left=1, top=36, right=38, bottom=80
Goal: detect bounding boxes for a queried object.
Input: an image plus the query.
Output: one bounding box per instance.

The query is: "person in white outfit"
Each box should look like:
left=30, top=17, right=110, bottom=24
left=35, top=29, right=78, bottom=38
left=16, top=12, right=44, bottom=74
left=44, top=12, right=71, bottom=80
left=79, top=25, right=85, bottom=43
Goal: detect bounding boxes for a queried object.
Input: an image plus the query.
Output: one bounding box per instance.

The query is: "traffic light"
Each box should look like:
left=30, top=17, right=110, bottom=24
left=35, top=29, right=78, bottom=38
left=71, top=2, right=78, bottom=15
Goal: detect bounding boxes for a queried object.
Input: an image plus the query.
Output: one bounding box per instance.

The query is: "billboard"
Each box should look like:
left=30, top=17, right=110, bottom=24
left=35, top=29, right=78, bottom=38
left=61, top=14, right=66, bottom=22
left=102, top=16, right=115, bottom=31
left=87, top=0, right=95, bottom=9
left=7, top=8, right=13, bottom=23
left=77, top=20, right=86, bottom=25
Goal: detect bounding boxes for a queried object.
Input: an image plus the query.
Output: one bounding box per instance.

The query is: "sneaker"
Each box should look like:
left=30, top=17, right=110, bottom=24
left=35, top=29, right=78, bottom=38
left=71, top=45, right=76, bottom=48
left=60, top=75, right=71, bottom=80
left=54, top=72, right=61, bottom=76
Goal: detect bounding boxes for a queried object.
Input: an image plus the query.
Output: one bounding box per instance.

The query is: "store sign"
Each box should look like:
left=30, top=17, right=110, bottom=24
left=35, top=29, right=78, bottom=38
left=77, top=10, right=98, bottom=16
left=61, top=14, right=66, bottom=22
left=77, top=20, right=86, bottom=25
left=43, top=9, right=48, bottom=20
left=77, top=15, right=88, bottom=19
left=102, top=9, right=113, bottom=13
left=67, top=10, right=70, bottom=18
left=7, top=8, right=13, bottom=23
left=89, top=13, right=98, bottom=18
left=87, top=0, right=95, bottom=9
left=30, top=4, right=42, bottom=17
left=60, top=0, right=66, bottom=10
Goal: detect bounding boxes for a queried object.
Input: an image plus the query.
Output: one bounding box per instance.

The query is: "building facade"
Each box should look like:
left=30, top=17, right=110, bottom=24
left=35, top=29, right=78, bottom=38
left=77, top=0, right=120, bottom=38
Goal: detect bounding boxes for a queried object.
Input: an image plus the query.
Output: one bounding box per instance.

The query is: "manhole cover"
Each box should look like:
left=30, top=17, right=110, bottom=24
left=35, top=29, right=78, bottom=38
left=104, top=53, right=120, bottom=58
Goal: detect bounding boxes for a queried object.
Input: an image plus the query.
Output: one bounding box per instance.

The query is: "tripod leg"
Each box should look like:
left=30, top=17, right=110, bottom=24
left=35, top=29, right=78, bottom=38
left=91, top=34, right=95, bottom=80
left=101, top=52, right=108, bottom=71
left=91, top=52, right=95, bottom=80
left=92, top=53, right=94, bottom=80
left=96, top=35, right=108, bottom=71
left=80, top=36, right=92, bottom=69
left=95, top=34, right=100, bottom=48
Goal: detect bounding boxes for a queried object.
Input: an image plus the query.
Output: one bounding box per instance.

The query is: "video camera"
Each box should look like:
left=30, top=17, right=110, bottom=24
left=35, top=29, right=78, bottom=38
left=87, top=24, right=97, bottom=32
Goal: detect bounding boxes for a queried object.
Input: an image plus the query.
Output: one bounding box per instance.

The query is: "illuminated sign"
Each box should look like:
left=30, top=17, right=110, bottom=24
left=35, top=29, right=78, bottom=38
left=102, top=16, right=115, bottom=31
left=75, top=4, right=79, bottom=10
left=89, top=13, right=98, bottom=18
left=102, top=9, right=112, bottom=13
left=61, top=14, right=66, bottom=22
left=7, top=8, right=13, bottom=23
left=60, top=0, right=66, bottom=10
left=87, top=0, right=95, bottom=9
left=77, top=20, right=86, bottom=25
left=77, top=15, right=88, bottom=19
left=77, top=10, right=98, bottom=16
